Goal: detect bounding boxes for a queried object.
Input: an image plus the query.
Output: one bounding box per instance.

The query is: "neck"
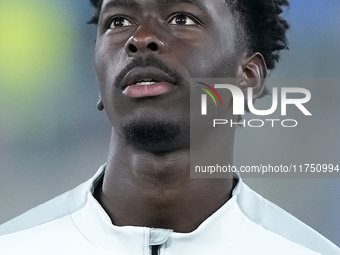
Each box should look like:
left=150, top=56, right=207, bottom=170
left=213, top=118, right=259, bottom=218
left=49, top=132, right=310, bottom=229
left=95, top=128, right=235, bottom=233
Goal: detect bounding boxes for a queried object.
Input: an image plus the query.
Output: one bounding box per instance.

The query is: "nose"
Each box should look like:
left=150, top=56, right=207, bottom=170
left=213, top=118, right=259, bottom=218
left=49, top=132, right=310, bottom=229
left=125, top=23, right=164, bottom=56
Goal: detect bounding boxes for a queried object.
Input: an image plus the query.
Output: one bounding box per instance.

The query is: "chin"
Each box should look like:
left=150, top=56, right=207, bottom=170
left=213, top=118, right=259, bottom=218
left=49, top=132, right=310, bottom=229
left=121, top=118, right=189, bottom=153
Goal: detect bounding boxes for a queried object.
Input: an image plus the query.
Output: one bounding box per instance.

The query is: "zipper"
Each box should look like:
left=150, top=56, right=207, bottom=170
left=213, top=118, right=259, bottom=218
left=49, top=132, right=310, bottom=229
left=151, top=245, right=160, bottom=255
left=149, top=228, right=172, bottom=255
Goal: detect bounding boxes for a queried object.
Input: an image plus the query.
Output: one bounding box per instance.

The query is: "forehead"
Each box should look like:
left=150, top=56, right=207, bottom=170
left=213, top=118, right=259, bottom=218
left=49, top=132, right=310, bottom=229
left=100, top=0, right=229, bottom=13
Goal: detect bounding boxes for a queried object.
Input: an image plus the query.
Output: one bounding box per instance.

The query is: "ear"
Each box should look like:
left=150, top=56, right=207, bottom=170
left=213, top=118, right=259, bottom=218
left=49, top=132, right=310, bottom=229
left=239, top=53, right=268, bottom=100
left=96, top=94, right=104, bottom=111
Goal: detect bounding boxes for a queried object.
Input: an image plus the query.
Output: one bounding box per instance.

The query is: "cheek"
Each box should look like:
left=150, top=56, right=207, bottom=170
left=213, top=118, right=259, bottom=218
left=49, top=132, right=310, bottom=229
left=174, top=45, right=239, bottom=79
left=95, top=46, right=125, bottom=90
left=169, top=28, right=239, bottom=78
left=95, top=47, right=128, bottom=124
left=94, top=45, right=109, bottom=89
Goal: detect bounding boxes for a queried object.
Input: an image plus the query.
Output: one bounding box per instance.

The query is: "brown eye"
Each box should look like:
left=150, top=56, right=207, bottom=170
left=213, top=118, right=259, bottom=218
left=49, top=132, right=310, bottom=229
left=169, top=14, right=196, bottom=25
left=109, top=17, right=133, bottom=29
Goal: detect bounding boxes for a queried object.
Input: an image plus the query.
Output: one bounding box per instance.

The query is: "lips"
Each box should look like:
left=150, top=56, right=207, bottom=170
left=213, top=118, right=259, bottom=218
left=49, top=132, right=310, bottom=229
left=120, top=67, right=177, bottom=98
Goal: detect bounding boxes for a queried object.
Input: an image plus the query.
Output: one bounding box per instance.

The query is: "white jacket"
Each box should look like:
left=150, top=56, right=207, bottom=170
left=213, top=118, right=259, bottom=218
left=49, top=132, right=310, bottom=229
left=0, top=165, right=339, bottom=255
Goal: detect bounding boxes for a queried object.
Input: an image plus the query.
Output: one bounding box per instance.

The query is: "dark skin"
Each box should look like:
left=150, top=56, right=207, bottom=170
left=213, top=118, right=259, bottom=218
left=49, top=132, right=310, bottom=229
left=94, top=0, right=267, bottom=232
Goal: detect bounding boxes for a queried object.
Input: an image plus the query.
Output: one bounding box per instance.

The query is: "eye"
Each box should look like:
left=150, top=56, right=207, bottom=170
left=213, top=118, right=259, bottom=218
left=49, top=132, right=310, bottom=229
left=109, top=17, right=133, bottom=29
left=169, top=13, right=197, bottom=26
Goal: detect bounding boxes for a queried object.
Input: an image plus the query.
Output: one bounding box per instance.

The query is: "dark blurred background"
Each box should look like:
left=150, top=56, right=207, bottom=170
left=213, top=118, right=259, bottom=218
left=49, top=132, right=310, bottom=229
left=0, top=0, right=339, bottom=247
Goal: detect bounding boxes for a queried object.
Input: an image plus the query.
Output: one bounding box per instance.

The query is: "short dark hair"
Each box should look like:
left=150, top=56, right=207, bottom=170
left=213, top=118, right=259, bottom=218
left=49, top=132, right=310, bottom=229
left=88, top=0, right=103, bottom=25
left=88, top=0, right=289, bottom=70
left=226, top=0, right=289, bottom=70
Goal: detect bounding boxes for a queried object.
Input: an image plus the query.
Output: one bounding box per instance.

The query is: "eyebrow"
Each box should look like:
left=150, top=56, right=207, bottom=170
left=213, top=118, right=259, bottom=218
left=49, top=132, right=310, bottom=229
left=101, top=0, right=206, bottom=15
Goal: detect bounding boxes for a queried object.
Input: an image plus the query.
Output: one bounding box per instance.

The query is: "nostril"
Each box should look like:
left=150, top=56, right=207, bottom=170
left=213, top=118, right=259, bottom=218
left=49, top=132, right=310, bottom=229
left=129, top=44, right=138, bottom=53
left=147, top=42, right=158, bottom=51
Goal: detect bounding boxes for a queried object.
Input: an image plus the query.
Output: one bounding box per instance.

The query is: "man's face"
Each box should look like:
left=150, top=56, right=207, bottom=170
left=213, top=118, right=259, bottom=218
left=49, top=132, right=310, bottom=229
left=95, top=0, right=243, bottom=151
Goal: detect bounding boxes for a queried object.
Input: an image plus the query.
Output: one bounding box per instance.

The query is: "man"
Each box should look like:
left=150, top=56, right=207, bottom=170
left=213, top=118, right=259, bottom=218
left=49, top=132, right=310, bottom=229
left=0, top=0, right=339, bottom=254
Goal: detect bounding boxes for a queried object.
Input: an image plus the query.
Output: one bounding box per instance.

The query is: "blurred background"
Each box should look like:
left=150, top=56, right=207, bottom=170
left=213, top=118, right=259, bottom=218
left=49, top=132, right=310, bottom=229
left=0, top=0, right=339, bottom=247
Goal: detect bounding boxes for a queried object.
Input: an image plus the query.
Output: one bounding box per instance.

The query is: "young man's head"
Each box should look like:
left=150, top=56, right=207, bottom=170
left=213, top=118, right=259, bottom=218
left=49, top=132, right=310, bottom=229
left=88, top=0, right=289, bottom=152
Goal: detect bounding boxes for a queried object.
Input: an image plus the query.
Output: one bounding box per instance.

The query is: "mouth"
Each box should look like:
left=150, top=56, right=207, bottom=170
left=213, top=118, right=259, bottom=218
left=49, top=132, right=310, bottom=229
left=120, top=67, right=177, bottom=98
